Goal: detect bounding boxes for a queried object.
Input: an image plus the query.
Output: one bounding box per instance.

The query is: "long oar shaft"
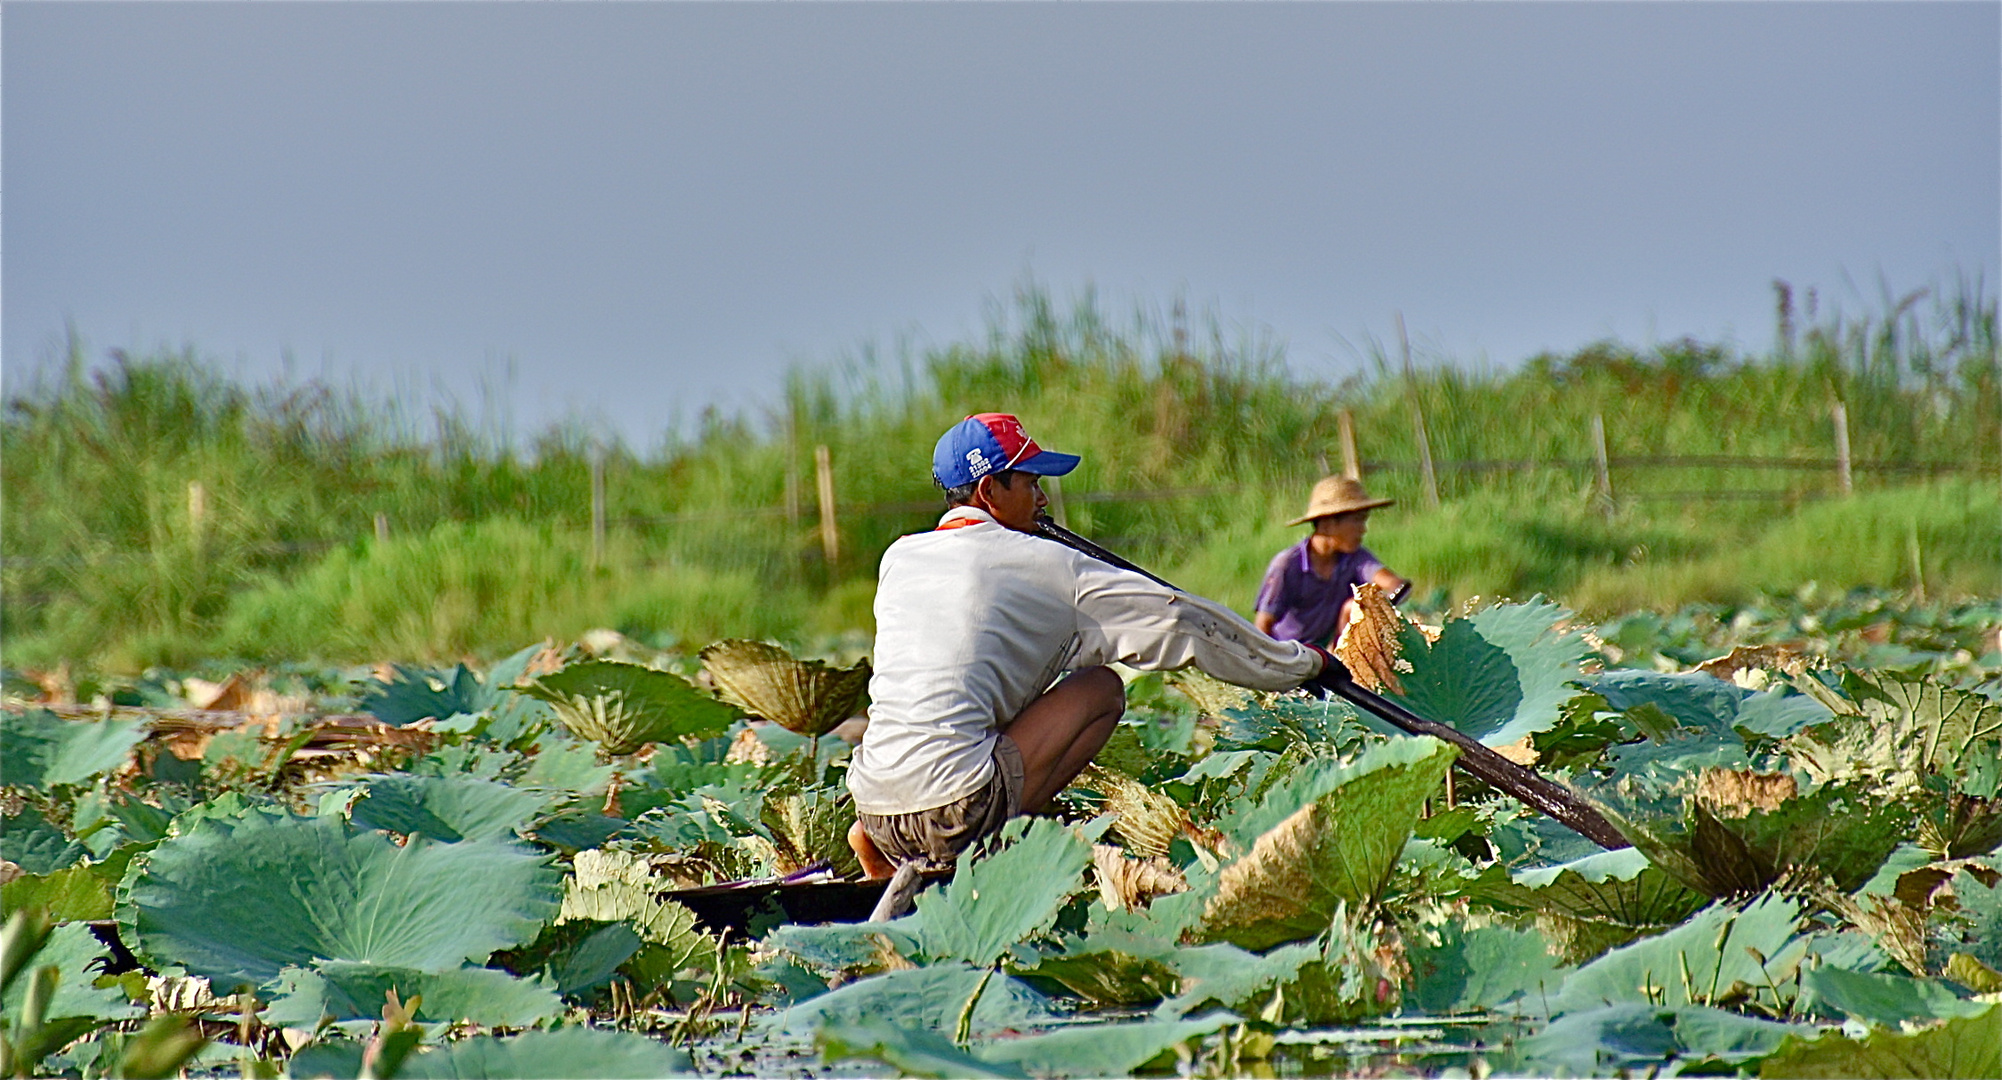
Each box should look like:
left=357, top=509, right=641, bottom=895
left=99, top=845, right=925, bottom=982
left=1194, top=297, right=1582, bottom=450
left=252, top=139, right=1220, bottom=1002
left=1034, top=517, right=1630, bottom=851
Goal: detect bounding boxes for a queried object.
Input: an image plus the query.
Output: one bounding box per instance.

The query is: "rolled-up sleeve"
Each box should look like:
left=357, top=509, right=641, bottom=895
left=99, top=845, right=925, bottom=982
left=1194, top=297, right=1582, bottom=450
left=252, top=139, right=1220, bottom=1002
left=1071, top=557, right=1322, bottom=692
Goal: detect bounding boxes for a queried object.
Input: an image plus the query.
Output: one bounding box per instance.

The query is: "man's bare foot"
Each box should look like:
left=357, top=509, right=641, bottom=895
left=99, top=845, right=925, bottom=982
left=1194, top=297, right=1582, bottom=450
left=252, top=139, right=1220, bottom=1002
left=848, top=820, right=895, bottom=880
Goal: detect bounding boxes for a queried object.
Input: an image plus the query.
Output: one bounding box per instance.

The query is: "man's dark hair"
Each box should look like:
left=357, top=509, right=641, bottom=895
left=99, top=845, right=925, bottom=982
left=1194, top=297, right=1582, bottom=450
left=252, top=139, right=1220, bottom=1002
left=940, top=469, right=1027, bottom=508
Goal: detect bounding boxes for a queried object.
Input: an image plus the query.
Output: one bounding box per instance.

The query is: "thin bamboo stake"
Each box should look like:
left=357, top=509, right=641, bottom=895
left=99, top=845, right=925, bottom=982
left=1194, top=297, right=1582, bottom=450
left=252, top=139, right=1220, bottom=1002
left=590, top=452, right=606, bottom=570
left=814, top=444, right=840, bottom=568
left=1831, top=400, right=1853, bottom=496
left=1337, top=409, right=1361, bottom=481
left=373, top=513, right=390, bottom=543
left=187, top=481, right=207, bottom=552
left=1591, top=414, right=1614, bottom=517
left=1396, top=312, right=1439, bottom=509
left=1044, top=476, right=1068, bottom=529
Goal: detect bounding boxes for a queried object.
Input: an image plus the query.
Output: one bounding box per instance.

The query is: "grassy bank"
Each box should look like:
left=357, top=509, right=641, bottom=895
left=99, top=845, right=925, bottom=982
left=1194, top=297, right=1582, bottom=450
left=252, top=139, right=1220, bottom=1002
left=4, top=281, right=1996, bottom=669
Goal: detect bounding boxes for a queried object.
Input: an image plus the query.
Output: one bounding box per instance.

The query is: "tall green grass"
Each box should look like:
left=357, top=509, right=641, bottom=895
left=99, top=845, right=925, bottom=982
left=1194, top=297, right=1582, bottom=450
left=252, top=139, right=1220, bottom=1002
left=4, top=278, right=1995, bottom=668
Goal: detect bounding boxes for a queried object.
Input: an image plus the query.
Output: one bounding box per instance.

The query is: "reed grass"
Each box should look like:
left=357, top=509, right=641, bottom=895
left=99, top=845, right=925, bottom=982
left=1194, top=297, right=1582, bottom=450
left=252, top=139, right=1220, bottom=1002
left=3, top=278, right=1995, bottom=668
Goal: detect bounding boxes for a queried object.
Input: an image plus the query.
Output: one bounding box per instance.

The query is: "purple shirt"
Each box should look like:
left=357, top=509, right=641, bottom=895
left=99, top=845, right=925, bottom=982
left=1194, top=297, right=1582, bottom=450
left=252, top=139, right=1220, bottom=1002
left=1255, top=539, right=1385, bottom=645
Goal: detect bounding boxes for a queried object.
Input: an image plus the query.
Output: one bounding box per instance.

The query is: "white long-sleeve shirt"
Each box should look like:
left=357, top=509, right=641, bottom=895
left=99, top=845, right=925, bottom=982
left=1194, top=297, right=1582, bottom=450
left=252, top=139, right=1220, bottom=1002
left=849, top=506, right=1323, bottom=816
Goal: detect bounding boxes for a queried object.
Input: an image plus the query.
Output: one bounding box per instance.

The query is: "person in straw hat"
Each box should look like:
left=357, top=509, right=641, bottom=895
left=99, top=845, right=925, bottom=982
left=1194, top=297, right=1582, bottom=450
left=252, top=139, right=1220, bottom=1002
left=1253, top=476, right=1410, bottom=646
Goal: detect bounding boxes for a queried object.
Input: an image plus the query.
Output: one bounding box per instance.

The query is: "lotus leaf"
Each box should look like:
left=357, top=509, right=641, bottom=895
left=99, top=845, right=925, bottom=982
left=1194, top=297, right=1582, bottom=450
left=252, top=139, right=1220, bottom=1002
left=698, top=639, right=869, bottom=737
left=343, top=773, right=551, bottom=842
left=766, top=918, right=925, bottom=976
left=1939, top=867, right=2002, bottom=969
left=1473, top=847, right=1707, bottom=930
left=262, top=961, right=563, bottom=1026
left=1551, top=893, right=1806, bottom=1015
left=1407, top=922, right=1571, bottom=1014
left=1, top=806, right=88, bottom=877
left=288, top=1026, right=694, bottom=1079
left=1757, top=1002, right=1999, bottom=1079
left=547, top=922, right=645, bottom=995
left=118, top=812, right=560, bottom=986
left=1, top=847, right=140, bottom=922
left=517, top=737, right=616, bottom=794
left=1, top=710, right=146, bottom=789
left=0, top=921, right=141, bottom=1022
left=1154, top=940, right=1319, bottom=1019
left=818, top=1020, right=1026, bottom=1079
left=773, top=963, right=1056, bottom=1035
left=1513, top=1004, right=1808, bottom=1077
left=1202, top=738, right=1455, bottom=950
left=1602, top=769, right=1914, bottom=897
left=1014, top=948, right=1180, bottom=1006
left=557, top=849, right=712, bottom=969
left=1797, top=966, right=1992, bottom=1028
left=1387, top=597, right=1591, bottom=746
left=915, top=817, right=1095, bottom=967
left=360, top=663, right=498, bottom=726
left=758, top=783, right=861, bottom=876
left=976, top=1013, right=1236, bottom=1077
left=1588, top=670, right=1832, bottom=741
left=519, top=660, right=738, bottom=754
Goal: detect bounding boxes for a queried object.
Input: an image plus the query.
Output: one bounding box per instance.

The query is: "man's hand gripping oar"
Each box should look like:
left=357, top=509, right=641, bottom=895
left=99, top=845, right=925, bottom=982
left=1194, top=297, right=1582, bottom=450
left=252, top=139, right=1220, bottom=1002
left=1034, top=516, right=1631, bottom=851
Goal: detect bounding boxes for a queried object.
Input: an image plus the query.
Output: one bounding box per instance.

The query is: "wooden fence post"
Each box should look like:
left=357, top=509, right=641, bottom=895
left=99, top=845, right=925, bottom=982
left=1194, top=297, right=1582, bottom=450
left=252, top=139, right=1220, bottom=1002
left=784, top=409, right=802, bottom=529
left=814, top=444, right=840, bottom=568
left=589, top=451, right=606, bottom=569
left=1591, top=414, right=1614, bottom=517
left=373, top=513, right=390, bottom=543
left=1044, top=476, right=1069, bottom=529
left=1397, top=313, right=1440, bottom=508
left=1337, top=409, right=1361, bottom=481
left=1831, top=400, right=1853, bottom=496
left=186, top=481, right=207, bottom=549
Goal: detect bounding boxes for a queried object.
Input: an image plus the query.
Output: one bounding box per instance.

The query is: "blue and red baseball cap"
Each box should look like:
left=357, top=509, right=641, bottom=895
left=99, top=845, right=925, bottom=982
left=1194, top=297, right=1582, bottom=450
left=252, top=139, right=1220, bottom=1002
left=932, top=413, right=1081, bottom=488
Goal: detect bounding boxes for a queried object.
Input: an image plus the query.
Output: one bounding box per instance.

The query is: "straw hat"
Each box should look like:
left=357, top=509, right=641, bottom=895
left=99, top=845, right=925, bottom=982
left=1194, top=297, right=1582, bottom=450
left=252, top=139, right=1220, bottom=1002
left=1286, top=476, right=1395, bottom=526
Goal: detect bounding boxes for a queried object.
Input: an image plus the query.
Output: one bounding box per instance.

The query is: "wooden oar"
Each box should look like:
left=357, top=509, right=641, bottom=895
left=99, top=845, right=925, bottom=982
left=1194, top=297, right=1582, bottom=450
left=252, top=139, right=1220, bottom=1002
left=1034, top=516, right=1631, bottom=851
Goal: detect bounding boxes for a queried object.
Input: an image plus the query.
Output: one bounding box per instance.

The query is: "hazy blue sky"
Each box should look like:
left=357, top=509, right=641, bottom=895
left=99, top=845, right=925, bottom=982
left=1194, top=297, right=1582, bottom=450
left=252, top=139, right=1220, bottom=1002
left=6, top=2, right=1996, bottom=445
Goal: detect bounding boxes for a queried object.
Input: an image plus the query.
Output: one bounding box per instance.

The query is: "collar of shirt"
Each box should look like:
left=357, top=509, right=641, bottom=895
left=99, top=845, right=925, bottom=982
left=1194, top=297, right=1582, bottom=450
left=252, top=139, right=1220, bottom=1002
left=935, top=506, right=997, bottom=531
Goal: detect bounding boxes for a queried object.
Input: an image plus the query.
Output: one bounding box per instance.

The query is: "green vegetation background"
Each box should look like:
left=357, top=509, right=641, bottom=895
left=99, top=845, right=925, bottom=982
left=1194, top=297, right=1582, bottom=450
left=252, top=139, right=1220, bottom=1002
left=5, top=283, right=1997, bottom=671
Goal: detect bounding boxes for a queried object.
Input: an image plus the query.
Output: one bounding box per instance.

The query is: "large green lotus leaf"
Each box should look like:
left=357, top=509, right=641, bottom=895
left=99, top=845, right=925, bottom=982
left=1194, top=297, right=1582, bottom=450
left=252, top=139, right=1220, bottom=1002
left=0, top=804, right=88, bottom=875
left=976, top=1014, right=1236, bottom=1078
left=1798, top=966, right=1993, bottom=1028
left=1472, top=847, right=1707, bottom=928
left=288, top=1027, right=694, bottom=1079
left=1407, top=922, right=1571, bottom=1014
left=915, top=817, right=1094, bottom=967
left=1601, top=731, right=1753, bottom=787
left=819, top=1021, right=1026, bottom=1079
left=516, top=738, right=616, bottom=795
left=0, top=921, right=142, bottom=1022
left=520, top=660, right=739, bottom=754
left=1553, top=893, right=1807, bottom=1015
left=1, top=846, right=141, bottom=922
left=1513, top=1004, right=1808, bottom=1077
left=1757, top=1003, right=2000, bottom=1079
left=1788, top=673, right=2002, bottom=795
left=1, top=709, right=146, bottom=788
left=557, top=849, right=712, bottom=966
left=1940, top=868, right=2002, bottom=969
left=1012, top=948, right=1180, bottom=1006
left=1153, top=940, right=1320, bottom=1019
left=359, top=663, right=496, bottom=726
left=547, top=923, right=644, bottom=996
left=1388, top=598, right=1592, bottom=746
left=344, top=774, right=551, bottom=843
left=766, top=918, right=926, bottom=976
left=262, top=962, right=562, bottom=1026
left=772, top=964, right=1056, bottom=1036
left=1201, top=738, right=1455, bottom=950
left=119, top=812, right=560, bottom=986
left=1588, top=670, right=1832, bottom=741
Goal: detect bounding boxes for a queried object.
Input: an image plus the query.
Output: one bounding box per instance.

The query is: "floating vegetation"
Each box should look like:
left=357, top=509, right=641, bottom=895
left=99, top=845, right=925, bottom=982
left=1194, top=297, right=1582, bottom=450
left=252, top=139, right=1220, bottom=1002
left=2, top=593, right=1998, bottom=1077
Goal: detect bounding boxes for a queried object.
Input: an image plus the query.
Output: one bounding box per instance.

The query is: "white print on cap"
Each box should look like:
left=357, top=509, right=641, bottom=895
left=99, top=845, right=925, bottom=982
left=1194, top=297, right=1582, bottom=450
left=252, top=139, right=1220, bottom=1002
left=965, top=448, right=992, bottom=478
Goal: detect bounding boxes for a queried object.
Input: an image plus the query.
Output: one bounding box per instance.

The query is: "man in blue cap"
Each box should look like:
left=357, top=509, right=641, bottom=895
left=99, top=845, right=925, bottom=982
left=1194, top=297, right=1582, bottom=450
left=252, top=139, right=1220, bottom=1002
left=847, top=413, right=1341, bottom=883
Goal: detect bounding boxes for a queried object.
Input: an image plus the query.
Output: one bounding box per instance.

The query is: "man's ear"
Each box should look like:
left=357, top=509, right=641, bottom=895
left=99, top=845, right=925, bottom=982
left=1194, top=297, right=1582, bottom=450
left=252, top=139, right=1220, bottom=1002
left=970, top=473, right=998, bottom=509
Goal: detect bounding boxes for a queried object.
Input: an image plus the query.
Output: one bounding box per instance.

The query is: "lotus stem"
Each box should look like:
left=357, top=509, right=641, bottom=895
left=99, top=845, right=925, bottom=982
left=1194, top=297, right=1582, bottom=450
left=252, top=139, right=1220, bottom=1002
left=953, top=964, right=997, bottom=1046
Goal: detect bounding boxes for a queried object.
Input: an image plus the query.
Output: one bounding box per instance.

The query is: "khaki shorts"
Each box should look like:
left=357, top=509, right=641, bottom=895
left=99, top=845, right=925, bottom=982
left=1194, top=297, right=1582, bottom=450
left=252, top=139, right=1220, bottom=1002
left=856, top=735, right=1025, bottom=869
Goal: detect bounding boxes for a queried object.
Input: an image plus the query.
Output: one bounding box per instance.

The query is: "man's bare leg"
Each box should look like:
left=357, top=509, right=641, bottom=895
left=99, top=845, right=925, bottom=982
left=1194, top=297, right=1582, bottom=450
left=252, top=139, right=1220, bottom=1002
left=1003, top=666, right=1126, bottom=812
left=848, top=821, right=896, bottom=880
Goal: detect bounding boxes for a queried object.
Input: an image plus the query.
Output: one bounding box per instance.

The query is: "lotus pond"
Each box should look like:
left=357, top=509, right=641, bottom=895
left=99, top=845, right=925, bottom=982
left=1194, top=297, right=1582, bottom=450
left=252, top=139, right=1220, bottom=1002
left=2, top=589, right=1998, bottom=1079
